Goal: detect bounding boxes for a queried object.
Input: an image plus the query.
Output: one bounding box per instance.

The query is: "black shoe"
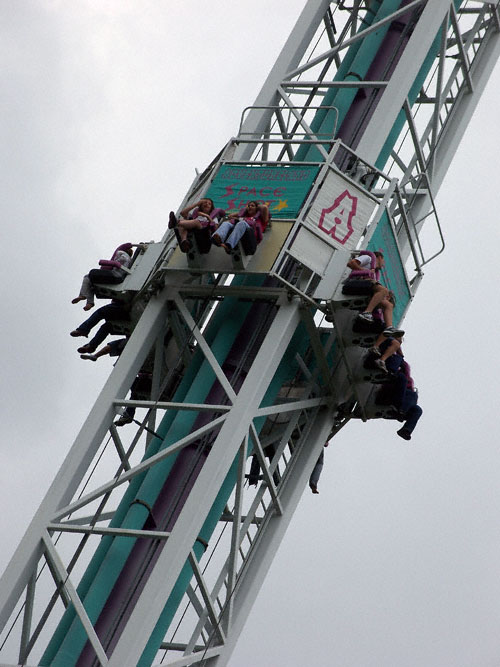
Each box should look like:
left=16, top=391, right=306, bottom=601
left=115, top=415, right=133, bottom=427
left=397, top=427, right=411, bottom=441
left=168, top=211, right=177, bottom=229
left=77, top=344, right=95, bottom=354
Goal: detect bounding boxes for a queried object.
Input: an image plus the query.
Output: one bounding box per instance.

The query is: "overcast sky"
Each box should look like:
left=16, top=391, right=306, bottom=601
left=1, top=2, right=499, bottom=666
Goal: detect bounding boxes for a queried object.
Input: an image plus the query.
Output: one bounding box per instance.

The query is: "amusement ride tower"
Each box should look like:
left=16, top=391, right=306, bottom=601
left=0, top=1, right=498, bottom=665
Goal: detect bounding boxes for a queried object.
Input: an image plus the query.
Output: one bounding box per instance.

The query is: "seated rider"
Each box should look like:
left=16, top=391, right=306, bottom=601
left=80, top=337, right=127, bottom=362
left=80, top=338, right=153, bottom=427
left=211, top=200, right=269, bottom=254
left=247, top=441, right=280, bottom=487
left=366, top=332, right=404, bottom=373
left=70, top=300, right=130, bottom=354
left=309, top=441, right=330, bottom=494
left=373, top=347, right=423, bottom=441
left=115, top=371, right=153, bottom=426
left=168, top=198, right=221, bottom=253
left=392, top=361, right=422, bottom=441
left=343, top=250, right=403, bottom=337
left=72, top=242, right=143, bottom=311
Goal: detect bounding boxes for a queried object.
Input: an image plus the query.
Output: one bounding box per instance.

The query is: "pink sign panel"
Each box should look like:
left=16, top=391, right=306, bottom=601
left=318, top=189, right=357, bottom=245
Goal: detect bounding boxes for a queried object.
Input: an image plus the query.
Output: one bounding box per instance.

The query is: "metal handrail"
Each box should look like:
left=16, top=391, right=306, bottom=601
left=238, top=104, right=340, bottom=145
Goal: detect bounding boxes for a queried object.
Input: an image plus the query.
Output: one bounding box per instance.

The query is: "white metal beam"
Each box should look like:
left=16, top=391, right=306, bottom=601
left=234, top=0, right=331, bottom=161
left=0, top=290, right=171, bottom=631
left=108, top=301, right=301, bottom=666
left=356, top=0, right=454, bottom=163
left=211, top=412, right=334, bottom=666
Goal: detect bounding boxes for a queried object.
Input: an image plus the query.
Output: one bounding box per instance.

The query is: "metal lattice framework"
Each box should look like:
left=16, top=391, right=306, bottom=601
left=0, top=1, right=498, bottom=666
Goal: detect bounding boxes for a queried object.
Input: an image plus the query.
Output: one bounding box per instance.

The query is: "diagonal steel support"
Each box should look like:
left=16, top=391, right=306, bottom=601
left=42, top=532, right=109, bottom=666
left=159, top=645, right=222, bottom=667
left=107, top=301, right=301, bottom=666
left=248, top=424, right=283, bottom=515
left=298, top=306, right=338, bottom=400
left=428, top=10, right=449, bottom=178
left=18, top=573, right=35, bottom=665
left=223, top=441, right=247, bottom=635
left=52, top=414, right=228, bottom=522
left=450, top=2, right=474, bottom=93
left=47, top=523, right=172, bottom=541
left=187, top=551, right=226, bottom=647
left=255, top=396, right=330, bottom=418
left=113, top=400, right=232, bottom=413
left=0, top=289, right=172, bottom=631
left=287, top=0, right=426, bottom=78
left=173, top=294, right=237, bottom=404
left=277, top=86, right=331, bottom=160
left=185, top=583, right=216, bottom=641
left=108, top=424, right=131, bottom=472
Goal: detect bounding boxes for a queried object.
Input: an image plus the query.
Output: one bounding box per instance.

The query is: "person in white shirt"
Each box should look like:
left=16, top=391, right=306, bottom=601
left=343, top=251, right=404, bottom=337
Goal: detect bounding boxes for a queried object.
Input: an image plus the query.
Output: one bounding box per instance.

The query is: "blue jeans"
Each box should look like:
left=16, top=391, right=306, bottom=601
left=77, top=303, right=128, bottom=335
left=400, top=390, right=422, bottom=434
left=381, top=374, right=422, bottom=435
left=77, top=303, right=128, bottom=351
left=213, top=220, right=251, bottom=249
left=309, top=449, right=324, bottom=488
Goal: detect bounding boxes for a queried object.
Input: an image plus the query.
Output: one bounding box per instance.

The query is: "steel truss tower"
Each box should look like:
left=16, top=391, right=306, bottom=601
left=0, top=1, right=498, bottom=665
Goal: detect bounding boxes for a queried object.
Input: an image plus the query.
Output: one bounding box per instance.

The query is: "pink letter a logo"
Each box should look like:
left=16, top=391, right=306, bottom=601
left=318, top=190, right=357, bottom=245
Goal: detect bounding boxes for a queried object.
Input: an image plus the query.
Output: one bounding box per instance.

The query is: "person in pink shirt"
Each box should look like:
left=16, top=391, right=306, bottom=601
left=211, top=200, right=269, bottom=254
left=72, top=242, right=142, bottom=310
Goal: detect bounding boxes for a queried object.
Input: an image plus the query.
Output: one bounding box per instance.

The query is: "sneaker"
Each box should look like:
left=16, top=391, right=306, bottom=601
left=80, top=354, right=97, bottom=361
left=373, top=358, right=387, bottom=372
left=368, top=345, right=381, bottom=357
left=383, top=326, right=405, bottom=337
left=357, top=311, right=374, bottom=322
left=115, top=415, right=133, bottom=427
left=397, top=427, right=412, bottom=441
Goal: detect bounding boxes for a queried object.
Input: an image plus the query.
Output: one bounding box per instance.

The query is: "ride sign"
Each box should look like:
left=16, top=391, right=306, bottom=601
left=206, top=164, right=319, bottom=219
left=304, top=169, right=376, bottom=251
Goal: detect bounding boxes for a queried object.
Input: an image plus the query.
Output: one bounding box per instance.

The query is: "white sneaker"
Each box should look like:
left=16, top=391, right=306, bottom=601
left=357, top=311, right=374, bottom=322
left=383, top=326, right=405, bottom=337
